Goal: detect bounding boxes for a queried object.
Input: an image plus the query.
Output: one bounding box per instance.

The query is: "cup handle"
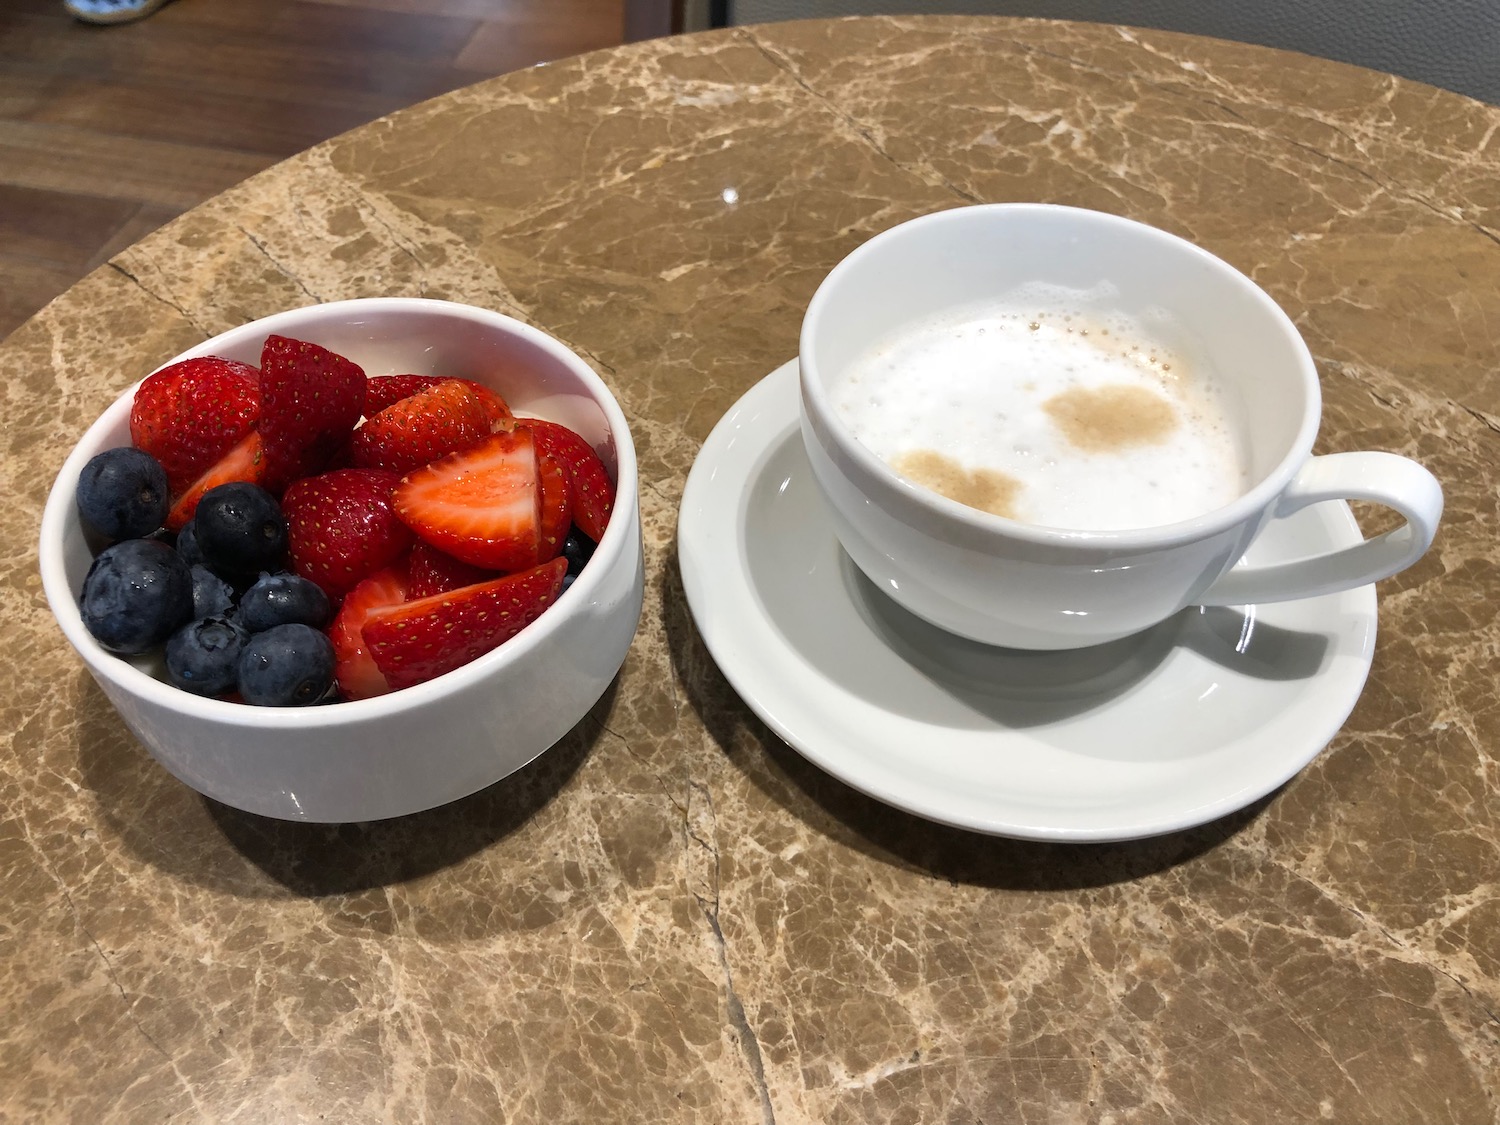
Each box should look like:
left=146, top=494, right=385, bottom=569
left=1197, top=452, right=1443, bottom=607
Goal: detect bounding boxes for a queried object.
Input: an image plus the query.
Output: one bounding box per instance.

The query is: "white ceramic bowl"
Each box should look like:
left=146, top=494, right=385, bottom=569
left=39, top=298, right=644, bottom=822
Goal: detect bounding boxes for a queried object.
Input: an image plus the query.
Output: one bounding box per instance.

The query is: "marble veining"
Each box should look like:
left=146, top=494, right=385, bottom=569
left=1, top=16, right=1497, bottom=1124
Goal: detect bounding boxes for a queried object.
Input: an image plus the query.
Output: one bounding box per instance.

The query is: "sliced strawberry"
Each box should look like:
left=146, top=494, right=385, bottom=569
left=258, top=335, right=366, bottom=487
left=130, top=356, right=260, bottom=494
left=363, top=557, right=567, bottom=691
left=364, top=375, right=513, bottom=431
left=406, top=540, right=500, bottom=600
left=350, top=379, right=492, bottom=475
left=460, top=380, right=515, bottom=431
left=165, top=430, right=268, bottom=531
left=364, top=374, right=443, bottom=416
left=537, top=452, right=571, bottom=563
left=393, top=428, right=541, bottom=572
left=522, top=419, right=615, bottom=542
left=282, top=468, right=414, bottom=598
left=329, top=564, right=409, bottom=700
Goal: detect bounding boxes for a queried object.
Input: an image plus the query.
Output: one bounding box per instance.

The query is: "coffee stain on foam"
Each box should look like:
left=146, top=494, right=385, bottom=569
left=892, top=450, right=1022, bottom=519
left=1043, top=384, right=1178, bottom=452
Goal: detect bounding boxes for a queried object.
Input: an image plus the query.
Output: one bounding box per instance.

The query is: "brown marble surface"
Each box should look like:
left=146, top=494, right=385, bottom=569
left=2, top=15, right=1498, bottom=1123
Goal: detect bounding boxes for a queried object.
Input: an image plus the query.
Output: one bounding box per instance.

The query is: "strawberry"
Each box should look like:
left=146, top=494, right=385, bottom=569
left=258, top=335, right=366, bottom=487
left=362, top=557, right=567, bottom=691
left=349, top=379, right=491, bottom=475
left=328, top=564, right=409, bottom=700
left=538, top=452, right=571, bottom=563
left=165, top=430, right=268, bottom=531
left=392, top=428, right=541, bottom=572
left=406, top=540, right=500, bottom=600
left=364, top=375, right=514, bottom=431
left=282, top=468, right=414, bottom=598
left=461, top=380, right=515, bottom=431
left=522, top=419, right=615, bottom=542
left=364, top=374, right=443, bottom=416
left=130, top=356, right=260, bottom=494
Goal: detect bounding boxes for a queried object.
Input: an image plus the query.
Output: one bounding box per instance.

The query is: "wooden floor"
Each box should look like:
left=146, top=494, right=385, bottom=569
left=0, top=0, right=628, bottom=341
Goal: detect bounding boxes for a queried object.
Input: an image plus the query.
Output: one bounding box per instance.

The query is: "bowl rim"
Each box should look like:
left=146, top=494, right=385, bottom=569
left=38, top=297, right=639, bottom=729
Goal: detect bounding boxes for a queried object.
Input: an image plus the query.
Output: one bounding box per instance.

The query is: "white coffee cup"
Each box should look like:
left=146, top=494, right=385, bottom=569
left=798, top=204, right=1442, bottom=650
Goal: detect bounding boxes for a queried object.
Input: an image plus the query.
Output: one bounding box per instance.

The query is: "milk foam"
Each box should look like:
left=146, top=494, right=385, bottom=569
left=830, top=297, right=1246, bottom=530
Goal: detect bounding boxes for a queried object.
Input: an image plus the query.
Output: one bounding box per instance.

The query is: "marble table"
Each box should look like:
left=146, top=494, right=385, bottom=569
left=3, top=16, right=1497, bottom=1124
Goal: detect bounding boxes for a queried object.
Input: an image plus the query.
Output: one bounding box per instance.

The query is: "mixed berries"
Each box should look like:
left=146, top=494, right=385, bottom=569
left=74, top=334, right=614, bottom=706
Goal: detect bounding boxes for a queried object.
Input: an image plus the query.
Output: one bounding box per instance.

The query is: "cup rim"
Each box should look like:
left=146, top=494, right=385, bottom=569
left=799, top=203, right=1322, bottom=549
left=38, top=297, right=639, bottom=729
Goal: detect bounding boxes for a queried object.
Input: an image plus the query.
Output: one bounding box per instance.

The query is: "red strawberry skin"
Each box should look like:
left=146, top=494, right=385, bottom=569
left=364, top=375, right=514, bottom=431
left=364, top=374, right=444, bottom=416
left=282, top=468, right=414, bottom=597
left=258, top=335, right=366, bottom=486
left=460, top=380, right=515, bottom=431
left=537, top=452, right=571, bottom=563
left=363, top=557, right=567, bottom=691
left=130, top=356, right=260, bottom=493
left=329, top=564, right=409, bottom=700
left=523, top=419, right=615, bottom=542
left=350, top=379, right=491, bottom=475
left=406, top=540, right=500, bottom=600
left=392, top=428, right=541, bottom=572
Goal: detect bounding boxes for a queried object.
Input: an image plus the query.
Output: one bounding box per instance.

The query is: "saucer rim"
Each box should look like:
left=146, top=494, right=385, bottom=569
left=677, top=359, right=1378, bottom=842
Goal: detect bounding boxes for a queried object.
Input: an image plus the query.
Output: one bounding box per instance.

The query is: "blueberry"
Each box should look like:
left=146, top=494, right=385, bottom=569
left=562, top=527, right=596, bottom=578
left=238, top=623, right=336, bottom=706
left=190, top=564, right=236, bottom=620
left=562, top=573, right=576, bottom=593
left=79, top=538, right=194, bottom=654
left=194, top=482, right=288, bottom=577
left=175, top=520, right=204, bottom=567
left=165, top=615, right=248, bottom=697
left=76, top=448, right=170, bottom=542
left=239, top=572, right=330, bottom=632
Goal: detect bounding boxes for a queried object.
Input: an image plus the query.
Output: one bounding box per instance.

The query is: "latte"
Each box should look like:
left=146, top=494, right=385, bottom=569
left=830, top=297, right=1246, bottom=531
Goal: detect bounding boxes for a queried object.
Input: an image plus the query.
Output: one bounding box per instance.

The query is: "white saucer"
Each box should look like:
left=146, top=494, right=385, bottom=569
left=677, top=361, right=1378, bottom=842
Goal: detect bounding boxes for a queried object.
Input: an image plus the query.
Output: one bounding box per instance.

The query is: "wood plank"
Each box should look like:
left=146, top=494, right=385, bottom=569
left=304, top=0, right=594, bottom=20
left=455, top=0, right=626, bottom=72
left=0, top=13, right=474, bottom=115
left=0, top=255, right=86, bottom=340
left=26, top=76, right=411, bottom=155
left=625, top=0, right=680, bottom=41
left=165, top=0, right=481, bottom=62
left=0, top=0, right=628, bottom=342
left=0, top=184, right=139, bottom=268
left=0, top=120, right=274, bottom=208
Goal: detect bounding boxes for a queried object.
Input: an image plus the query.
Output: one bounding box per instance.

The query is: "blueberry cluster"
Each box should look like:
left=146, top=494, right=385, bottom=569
left=76, top=448, right=337, bottom=706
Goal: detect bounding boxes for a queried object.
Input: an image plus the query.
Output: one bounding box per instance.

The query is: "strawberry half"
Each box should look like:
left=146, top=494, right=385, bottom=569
left=350, top=379, right=491, bottom=475
left=258, top=335, right=366, bottom=488
left=538, top=452, right=571, bottom=563
left=364, top=374, right=444, bottom=416
left=363, top=557, right=567, bottom=691
left=393, top=428, right=541, bottom=572
left=166, top=430, right=268, bottom=531
left=364, top=375, right=514, bottom=431
left=461, top=380, right=515, bottom=432
left=522, top=419, right=615, bottom=542
left=282, top=468, right=414, bottom=598
left=406, top=540, right=500, bottom=600
left=329, top=564, right=409, bottom=700
left=130, top=356, right=260, bottom=494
